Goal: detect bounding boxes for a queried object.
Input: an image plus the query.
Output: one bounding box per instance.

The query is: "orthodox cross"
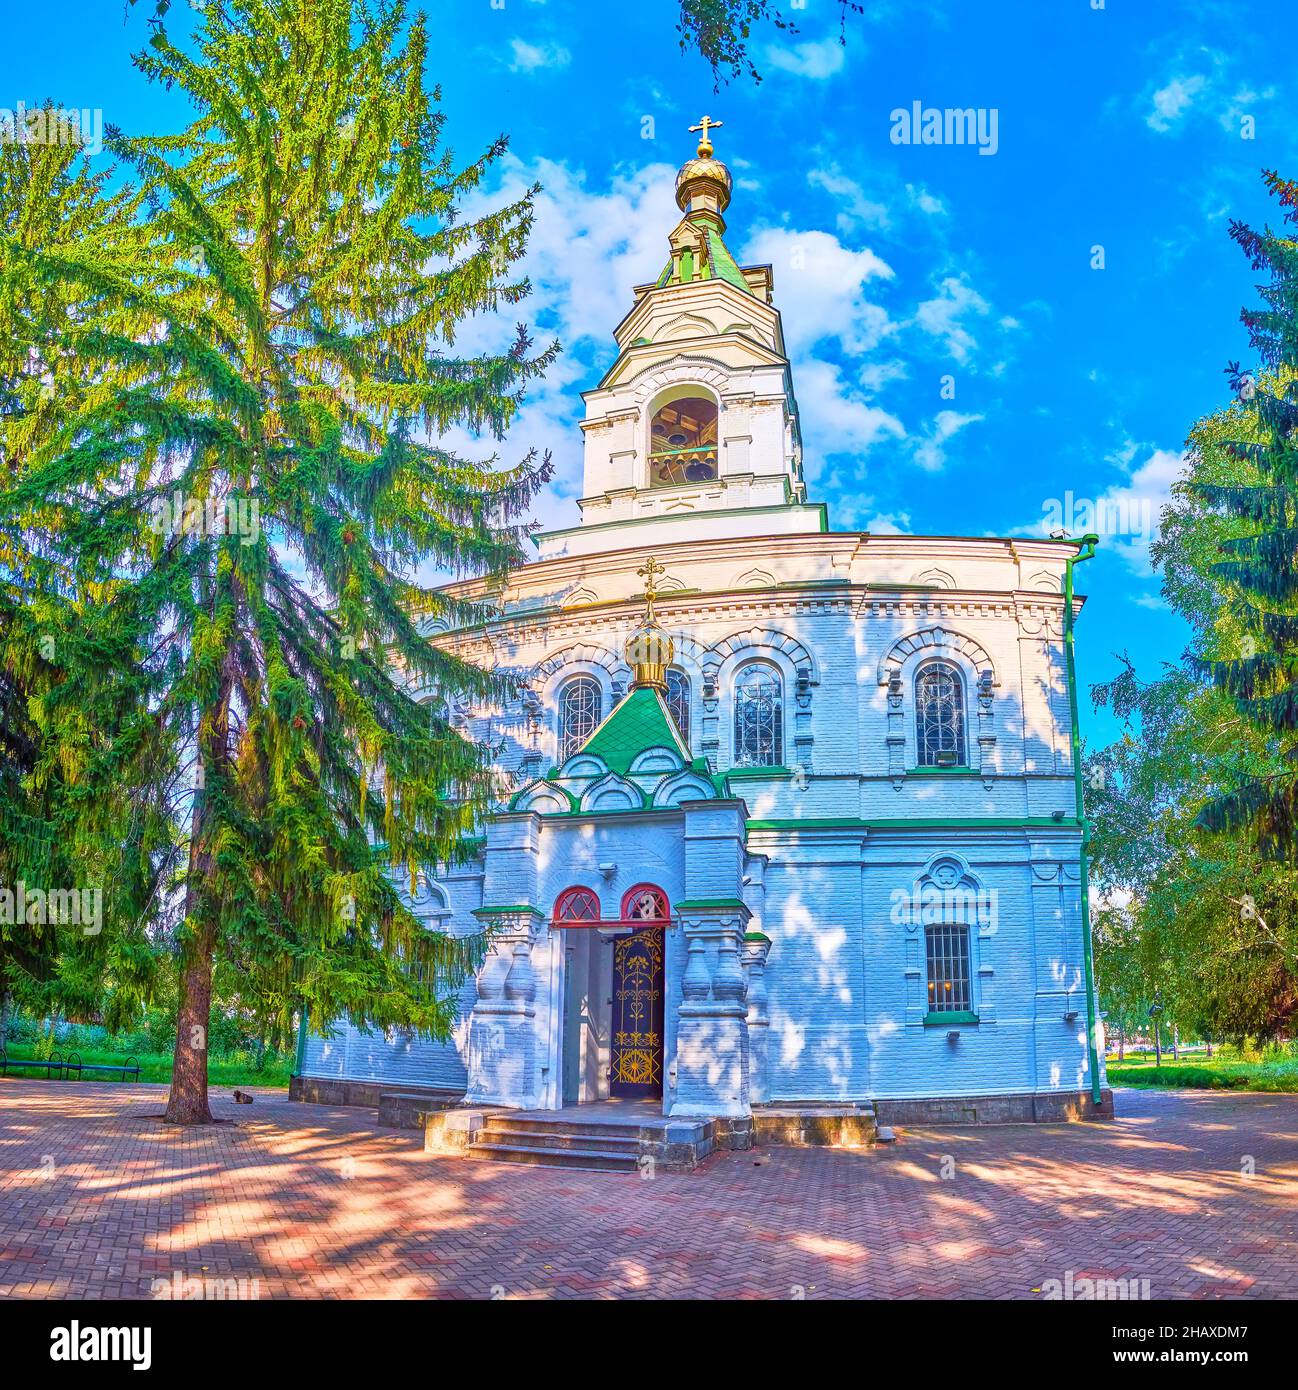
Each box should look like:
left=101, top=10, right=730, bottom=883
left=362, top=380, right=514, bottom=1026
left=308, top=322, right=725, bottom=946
left=637, top=556, right=666, bottom=623
left=689, top=114, right=723, bottom=157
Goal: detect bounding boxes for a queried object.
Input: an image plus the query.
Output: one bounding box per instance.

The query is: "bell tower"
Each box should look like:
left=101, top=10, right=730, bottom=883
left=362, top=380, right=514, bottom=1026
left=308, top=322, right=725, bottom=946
left=535, top=119, right=825, bottom=560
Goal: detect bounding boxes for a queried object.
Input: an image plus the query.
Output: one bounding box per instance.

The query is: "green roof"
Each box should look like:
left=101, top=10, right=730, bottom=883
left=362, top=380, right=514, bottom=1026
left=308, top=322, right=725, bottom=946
left=579, top=686, right=691, bottom=776
left=655, top=223, right=752, bottom=296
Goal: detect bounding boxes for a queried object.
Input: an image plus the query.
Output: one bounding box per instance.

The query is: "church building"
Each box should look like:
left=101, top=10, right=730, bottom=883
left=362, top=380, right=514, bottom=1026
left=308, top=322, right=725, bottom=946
left=296, top=121, right=1111, bottom=1131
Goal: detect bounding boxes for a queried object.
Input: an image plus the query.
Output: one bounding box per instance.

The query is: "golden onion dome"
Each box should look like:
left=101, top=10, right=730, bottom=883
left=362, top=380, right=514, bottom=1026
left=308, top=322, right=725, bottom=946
left=675, top=117, right=732, bottom=231
left=675, top=156, right=732, bottom=211
left=626, top=620, right=675, bottom=692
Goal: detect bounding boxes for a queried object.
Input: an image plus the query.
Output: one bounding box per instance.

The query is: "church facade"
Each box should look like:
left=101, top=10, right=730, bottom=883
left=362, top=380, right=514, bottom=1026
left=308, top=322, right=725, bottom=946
left=298, top=124, right=1111, bottom=1125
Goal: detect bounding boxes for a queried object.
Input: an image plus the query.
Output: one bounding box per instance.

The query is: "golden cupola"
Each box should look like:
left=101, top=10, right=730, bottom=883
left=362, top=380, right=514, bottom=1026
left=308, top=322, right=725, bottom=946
left=675, top=115, right=732, bottom=234
left=626, top=557, right=675, bottom=691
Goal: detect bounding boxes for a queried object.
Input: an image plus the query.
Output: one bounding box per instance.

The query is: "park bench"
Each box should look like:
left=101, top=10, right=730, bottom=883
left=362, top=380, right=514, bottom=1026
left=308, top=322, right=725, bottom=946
left=60, top=1051, right=141, bottom=1081
left=0, top=1047, right=140, bottom=1082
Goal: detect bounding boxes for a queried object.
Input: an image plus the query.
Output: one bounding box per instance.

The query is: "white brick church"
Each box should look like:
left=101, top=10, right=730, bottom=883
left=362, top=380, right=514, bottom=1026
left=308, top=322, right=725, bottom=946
left=298, top=123, right=1110, bottom=1127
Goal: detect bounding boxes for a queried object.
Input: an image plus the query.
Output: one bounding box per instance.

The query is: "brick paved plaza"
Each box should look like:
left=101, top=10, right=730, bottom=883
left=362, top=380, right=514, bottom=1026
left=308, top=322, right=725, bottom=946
left=1, top=1081, right=1295, bottom=1299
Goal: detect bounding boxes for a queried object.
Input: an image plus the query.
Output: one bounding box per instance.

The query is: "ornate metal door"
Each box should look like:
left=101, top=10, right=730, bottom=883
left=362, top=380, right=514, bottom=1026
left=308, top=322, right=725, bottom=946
left=610, top=887, right=667, bottom=1099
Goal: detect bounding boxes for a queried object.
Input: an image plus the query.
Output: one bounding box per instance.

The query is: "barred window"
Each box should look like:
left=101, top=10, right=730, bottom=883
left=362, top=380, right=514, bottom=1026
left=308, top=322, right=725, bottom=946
left=666, top=669, right=690, bottom=746
left=926, top=922, right=972, bottom=1013
left=916, top=662, right=967, bottom=767
left=558, top=676, right=601, bottom=761
left=555, top=887, right=601, bottom=922
left=733, top=662, right=783, bottom=768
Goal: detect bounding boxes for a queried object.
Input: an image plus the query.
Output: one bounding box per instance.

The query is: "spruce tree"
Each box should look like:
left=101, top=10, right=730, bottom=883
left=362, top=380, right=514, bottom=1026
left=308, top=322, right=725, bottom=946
left=1194, top=170, right=1298, bottom=862
left=12, top=0, right=555, bottom=1121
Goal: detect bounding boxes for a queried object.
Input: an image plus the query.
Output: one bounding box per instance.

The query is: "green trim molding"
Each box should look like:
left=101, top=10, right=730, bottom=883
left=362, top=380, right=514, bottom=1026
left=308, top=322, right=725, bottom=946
left=924, top=1010, right=980, bottom=1026
left=471, top=904, right=542, bottom=919
left=746, top=816, right=1082, bottom=832
left=675, top=897, right=748, bottom=913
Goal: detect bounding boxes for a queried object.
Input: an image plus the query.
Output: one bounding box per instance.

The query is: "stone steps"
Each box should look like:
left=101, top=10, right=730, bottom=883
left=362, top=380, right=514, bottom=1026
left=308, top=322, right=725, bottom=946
left=475, top=1123, right=643, bottom=1154
left=485, top=1115, right=645, bottom=1142
left=467, top=1138, right=641, bottom=1172
left=467, top=1114, right=645, bottom=1170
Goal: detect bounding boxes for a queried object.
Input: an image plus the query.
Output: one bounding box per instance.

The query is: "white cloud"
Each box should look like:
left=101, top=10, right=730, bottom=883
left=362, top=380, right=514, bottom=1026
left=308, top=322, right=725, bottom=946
left=862, top=510, right=912, bottom=534
left=764, top=37, right=847, bottom=80
left=906, top=183, right=946, bottom=217
left=1147, top=74, right=1206, bottom=132
left=912, top=274, right=990, bottom=363
left=808, top=165, right=890, bottom=233
left=743, top=227, right=894, bottom=356
left=795, top=359, right=906, bottom=457
left=911, top=410, right=983, bottom=473
left=507, top=38, right=571, bottom=73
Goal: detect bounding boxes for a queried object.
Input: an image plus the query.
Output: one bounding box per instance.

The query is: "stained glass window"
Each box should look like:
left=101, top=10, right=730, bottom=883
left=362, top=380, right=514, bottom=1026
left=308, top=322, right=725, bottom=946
left=558, top=676, right=601, bottom=761
left=666, top=669, right=690, bottom=746
left=916, top=662, right=967, bottom=767
left=926, top=922, right=972, bottom=1013
left=733, top=662, right=783, bottom=768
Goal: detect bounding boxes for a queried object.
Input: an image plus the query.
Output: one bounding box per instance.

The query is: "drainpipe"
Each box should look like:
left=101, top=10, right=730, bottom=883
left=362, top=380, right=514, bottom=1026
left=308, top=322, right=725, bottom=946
left=294, top=1007, right=308, bottom=1077
left=1062, top=534, right=1103, bottom=1109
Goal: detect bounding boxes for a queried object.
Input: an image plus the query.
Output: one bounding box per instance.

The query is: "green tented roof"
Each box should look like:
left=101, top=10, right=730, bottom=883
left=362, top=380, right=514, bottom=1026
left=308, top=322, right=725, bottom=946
left=655, top=225, right=752, bottom=296
left=579, top=686, right=691, bottom=775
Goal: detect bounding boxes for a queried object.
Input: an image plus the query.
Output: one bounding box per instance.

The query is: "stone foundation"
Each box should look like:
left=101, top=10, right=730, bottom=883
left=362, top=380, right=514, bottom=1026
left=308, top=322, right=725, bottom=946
left=873, top=1088, right=1114, bottom=1126
left=289, top=1074, right=463, bottom=1111
left=753, top=1103, right=876, bottom=1148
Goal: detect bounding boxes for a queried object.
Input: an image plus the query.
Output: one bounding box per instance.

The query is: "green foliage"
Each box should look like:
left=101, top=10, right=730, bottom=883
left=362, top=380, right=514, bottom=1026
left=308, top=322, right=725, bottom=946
left=676, top=0, right=800, bottom=86
left=1088, top=170, right=1298, bottom=1046
left=0, top=127, right=165, bottom=1025
left=1191, top=171, right=1298, bottom=859
left=4, top=0, right=558, bottom=1118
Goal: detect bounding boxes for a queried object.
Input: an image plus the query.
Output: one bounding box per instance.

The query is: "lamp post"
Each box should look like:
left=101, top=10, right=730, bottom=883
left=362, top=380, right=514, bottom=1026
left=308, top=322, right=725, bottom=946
left=1062, top=533, right=1104, bottom=1109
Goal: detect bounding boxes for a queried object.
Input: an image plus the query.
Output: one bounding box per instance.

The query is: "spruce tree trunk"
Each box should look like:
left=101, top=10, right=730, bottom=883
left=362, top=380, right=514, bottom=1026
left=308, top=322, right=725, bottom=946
left=165, top=936, right=215, bottom=1123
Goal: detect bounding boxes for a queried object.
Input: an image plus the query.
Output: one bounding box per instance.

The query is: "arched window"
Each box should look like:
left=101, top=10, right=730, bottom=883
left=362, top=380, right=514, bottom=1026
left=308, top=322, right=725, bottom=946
left=916, top=662, right=967, bottom=767
left=622, top=884, right=668, bottom=921
left=665, top=669, right=690, bottom=746
left=733, top=662, right=783, bottom=768
left=649, top=394, right=718, bottom=487
left=926, top=922, right=972, bottom=1014
left=555, top=887, right=601, bottom=922
left=558, top=676, right=601, bottom=761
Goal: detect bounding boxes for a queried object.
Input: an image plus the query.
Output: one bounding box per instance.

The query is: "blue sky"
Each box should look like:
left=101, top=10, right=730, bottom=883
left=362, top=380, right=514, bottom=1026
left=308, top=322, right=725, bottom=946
left=4, top=0, right=1294, bottom=749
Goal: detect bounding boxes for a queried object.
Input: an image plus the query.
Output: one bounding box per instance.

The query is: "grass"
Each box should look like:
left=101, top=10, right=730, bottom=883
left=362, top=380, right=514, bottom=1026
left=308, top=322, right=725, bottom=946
left=1107, top=1047, right=1298, bottom=1093
left=0, top=1041, right=291, bottom=1089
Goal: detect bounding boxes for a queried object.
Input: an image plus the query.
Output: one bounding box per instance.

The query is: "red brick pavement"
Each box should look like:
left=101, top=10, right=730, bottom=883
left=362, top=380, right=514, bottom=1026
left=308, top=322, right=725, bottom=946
left=1, top=1081, right=1294, bottom=1299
